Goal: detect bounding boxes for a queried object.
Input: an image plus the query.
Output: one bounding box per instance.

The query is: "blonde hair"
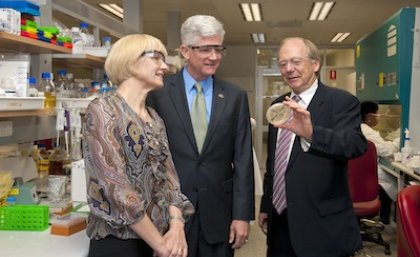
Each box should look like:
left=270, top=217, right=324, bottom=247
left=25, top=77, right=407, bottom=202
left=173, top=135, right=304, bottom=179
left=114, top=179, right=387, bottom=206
left=105, top=34, right=168, bottom=85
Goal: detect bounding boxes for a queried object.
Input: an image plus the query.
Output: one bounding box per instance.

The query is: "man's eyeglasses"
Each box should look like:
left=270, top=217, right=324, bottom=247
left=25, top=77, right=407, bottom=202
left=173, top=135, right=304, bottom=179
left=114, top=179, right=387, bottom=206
left=140, top=50, right=166, bottom=64
left=188, top=45, right=227, bottom=56
left=278, top=56, right=309, bottom=70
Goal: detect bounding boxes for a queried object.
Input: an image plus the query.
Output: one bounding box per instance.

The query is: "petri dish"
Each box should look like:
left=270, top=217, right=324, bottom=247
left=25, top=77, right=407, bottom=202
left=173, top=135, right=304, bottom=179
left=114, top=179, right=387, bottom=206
left=266, top=102, right=292, bottom=125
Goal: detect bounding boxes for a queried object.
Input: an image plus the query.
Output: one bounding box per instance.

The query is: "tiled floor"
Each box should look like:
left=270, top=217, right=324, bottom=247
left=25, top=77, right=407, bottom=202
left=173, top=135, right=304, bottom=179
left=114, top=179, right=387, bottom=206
left=236, top=197, right=397, bottom=257
left=356, top=221, right=397, bottom=257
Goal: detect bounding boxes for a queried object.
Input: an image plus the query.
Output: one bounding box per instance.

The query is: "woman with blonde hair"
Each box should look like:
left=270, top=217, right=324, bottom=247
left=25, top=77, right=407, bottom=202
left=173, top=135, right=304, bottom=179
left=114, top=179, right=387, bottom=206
left=83, top=34, right=194, bottom=257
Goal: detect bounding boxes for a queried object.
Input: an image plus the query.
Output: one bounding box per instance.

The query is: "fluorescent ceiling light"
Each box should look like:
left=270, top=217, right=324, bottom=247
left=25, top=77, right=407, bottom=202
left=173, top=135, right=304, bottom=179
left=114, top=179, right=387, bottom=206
left=240, top=3, right=262, bottom=22
left=99, top=3, right=123, bottom=19
left=251, top=3, right=262, bottom=21
left=109, top=4, right=123, bottom=14
left=251, top=33, right=265, bottom=43
left=318, top=1, right=334, bottom=20
left=330, top=32, right=351, bottom=42
left=258, top=33, right=265, bottom=42
left=251, top=33, right=259, bottom=42
left=309, top=2, right=323, bottom=20
left=240, top=3, right=252, bottom=21
left=308, top=1, right=335, bottom=21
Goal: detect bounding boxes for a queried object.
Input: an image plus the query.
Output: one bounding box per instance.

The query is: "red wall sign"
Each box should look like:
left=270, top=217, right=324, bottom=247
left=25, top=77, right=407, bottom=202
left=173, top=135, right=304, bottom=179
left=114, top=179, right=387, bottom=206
left=329, top=70, right=337, bottom=80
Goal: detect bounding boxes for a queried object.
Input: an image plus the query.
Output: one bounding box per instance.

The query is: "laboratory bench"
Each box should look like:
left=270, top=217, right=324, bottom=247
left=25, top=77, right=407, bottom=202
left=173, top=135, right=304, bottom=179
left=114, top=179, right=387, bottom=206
left=379, top=157, right=420, bottom=191
left=0, top=226, right=89, bottom=257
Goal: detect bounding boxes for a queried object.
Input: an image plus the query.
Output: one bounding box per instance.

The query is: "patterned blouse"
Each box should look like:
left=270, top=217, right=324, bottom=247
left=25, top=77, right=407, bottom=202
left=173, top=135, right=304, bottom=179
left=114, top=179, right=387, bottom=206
left=83, top=93, right=194, bottom=240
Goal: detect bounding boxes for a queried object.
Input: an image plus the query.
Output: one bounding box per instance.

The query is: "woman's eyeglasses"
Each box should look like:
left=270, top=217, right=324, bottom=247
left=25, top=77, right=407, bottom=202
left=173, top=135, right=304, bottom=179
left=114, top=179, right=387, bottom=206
left=140, top=50, right=166, bottom=64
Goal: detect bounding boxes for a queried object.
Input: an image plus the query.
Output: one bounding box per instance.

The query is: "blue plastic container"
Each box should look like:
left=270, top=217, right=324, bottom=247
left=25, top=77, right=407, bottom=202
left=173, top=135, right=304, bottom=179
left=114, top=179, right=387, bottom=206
left=0, top=1, right=40, bottom=16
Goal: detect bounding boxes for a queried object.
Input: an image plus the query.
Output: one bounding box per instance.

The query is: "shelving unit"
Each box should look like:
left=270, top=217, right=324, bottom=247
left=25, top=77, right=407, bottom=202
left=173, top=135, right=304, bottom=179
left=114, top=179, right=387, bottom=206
left=52, top=54, right=105, bottom=69
left=0, top=32, right=100, bottom=146
left=0, top=31, right=105, bottom=67
left=0, top=32, right=103, bottom=116
left=0, top=32, right=71, bottom=54
left=0, top=108, right=55, bottom=118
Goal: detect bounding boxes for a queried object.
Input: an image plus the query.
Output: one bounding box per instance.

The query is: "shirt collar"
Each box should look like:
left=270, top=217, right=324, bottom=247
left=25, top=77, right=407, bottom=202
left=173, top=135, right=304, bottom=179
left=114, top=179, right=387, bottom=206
left=291, top=79, right=318, bottom=107
left=182, top=67, right=213, bottom=93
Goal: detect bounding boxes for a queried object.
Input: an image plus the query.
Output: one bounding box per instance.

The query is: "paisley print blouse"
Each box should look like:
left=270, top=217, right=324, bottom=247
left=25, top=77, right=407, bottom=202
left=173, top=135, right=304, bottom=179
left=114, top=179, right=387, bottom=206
left=83, top=93, right=194, bottom=240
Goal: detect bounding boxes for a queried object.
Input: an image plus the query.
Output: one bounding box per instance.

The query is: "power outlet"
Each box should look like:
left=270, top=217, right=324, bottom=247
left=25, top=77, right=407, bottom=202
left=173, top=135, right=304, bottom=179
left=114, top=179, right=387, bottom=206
left=0, top=120, right=13, bottom=137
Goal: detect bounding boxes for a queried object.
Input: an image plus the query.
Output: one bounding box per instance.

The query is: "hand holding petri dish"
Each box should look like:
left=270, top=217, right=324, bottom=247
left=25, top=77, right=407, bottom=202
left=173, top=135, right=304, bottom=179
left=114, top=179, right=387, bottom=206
left=266, top=102, right=292, bottom=125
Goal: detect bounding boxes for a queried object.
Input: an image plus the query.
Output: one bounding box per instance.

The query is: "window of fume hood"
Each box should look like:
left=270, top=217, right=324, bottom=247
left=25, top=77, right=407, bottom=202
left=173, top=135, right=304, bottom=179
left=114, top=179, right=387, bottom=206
left=372, top=104, right=401, bottom=145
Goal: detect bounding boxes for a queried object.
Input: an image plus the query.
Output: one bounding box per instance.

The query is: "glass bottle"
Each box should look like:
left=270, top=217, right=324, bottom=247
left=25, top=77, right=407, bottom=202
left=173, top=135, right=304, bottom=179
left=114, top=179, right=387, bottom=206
left=71, top=27, right=84, bottom=54
left=39, top=72, right=56, bottom=108
left=79, top=22, right=95, bottom=47
left=27, top=76, right=38, bottom=97
left=56, top=69, right=71, bottom=98
left=102, top=36, right=112, bottom=49
left=48, top=142, right=70, bottom=176
left=34, top=144, right=50, bottom=192
left=66, top=72, right=78, bottom=98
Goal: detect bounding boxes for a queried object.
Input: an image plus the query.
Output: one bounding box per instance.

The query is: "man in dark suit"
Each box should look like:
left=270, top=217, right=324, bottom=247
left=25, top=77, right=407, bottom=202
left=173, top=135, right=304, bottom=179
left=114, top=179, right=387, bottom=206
left=258, top=37, right=367, bottom=257
left=148, top=15, right=254, bottom=257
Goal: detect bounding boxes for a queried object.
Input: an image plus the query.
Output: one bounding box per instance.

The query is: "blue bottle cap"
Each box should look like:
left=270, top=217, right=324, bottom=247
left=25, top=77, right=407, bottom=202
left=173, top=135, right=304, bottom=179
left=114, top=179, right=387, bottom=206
left=41, top=72, right=51, bottom=79
left=29, top=77, right=36, bottom=85
left=80, top=22, right=89, bottom=28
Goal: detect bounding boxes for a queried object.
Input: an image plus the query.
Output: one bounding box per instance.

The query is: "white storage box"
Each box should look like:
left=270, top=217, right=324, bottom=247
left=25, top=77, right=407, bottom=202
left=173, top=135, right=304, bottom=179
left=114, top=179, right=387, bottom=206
left=0, top=96, right=45, bottom=111
left=0, top=8, right=20, bottom=35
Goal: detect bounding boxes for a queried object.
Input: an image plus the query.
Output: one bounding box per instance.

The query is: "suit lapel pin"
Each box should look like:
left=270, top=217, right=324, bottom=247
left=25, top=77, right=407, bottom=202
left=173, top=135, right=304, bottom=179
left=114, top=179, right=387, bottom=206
left=218, top=93, right=224, bottom=99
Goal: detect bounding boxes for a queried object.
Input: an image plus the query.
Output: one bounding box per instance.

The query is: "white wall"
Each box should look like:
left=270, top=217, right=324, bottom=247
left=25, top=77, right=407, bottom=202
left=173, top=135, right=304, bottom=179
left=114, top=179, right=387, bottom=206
left=321, top=49, right=356, bottom=94
left=217, top=45, right=257, bottom=118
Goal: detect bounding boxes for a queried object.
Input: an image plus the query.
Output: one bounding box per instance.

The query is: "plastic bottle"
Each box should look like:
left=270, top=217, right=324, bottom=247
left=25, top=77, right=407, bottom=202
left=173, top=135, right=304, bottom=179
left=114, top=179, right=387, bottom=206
left=39, top=72, right=56, bottom=108
left=401, top=128, right=413, bottom=164
left=80, top=22, right=95, bottom=47
left=71, top=27, right=84, bottom=54
left=27, top=77, right=39, bottom=97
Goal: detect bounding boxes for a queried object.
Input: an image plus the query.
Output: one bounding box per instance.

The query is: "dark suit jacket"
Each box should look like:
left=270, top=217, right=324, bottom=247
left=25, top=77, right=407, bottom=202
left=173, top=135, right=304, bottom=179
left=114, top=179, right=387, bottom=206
left=147, top=69, right=255, bottom=244
left=260, top=82, right=367, bottom=257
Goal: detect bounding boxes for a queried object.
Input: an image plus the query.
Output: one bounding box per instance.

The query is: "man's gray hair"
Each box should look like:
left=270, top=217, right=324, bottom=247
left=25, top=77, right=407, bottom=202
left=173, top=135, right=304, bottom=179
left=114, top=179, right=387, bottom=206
left=181, top=15, right=225, bottom=45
